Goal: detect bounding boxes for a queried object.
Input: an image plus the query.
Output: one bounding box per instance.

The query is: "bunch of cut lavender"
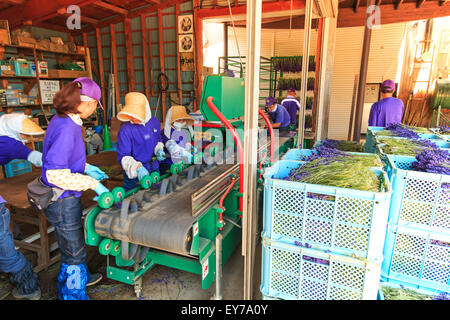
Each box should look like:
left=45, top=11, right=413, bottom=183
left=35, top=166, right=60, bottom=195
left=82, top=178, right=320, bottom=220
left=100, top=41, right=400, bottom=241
left=321, top=139, right=365, bottom=153
left=411, top=148, right=450, bottom=175
left=439, top=125, right=450, bottom=135
left=385, top=123, right=421, bottom=140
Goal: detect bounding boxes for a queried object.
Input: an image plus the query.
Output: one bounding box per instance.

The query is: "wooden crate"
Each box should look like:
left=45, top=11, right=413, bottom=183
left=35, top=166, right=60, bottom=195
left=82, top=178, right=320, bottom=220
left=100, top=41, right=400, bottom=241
left=0, top=20, right=10, bottom=45
left=48, top=69, right=90, bottom=79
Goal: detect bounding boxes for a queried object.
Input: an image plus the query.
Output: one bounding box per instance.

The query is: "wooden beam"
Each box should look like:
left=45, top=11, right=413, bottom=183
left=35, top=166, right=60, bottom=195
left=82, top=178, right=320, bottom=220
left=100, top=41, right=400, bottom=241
left=93, top=1, right=128, bottom=15
left=95, top=27, right=106, bottom=123
left=57, top=8, right=99, bottom=26
left=0, top=0, right=97, bottom=29
left=140, top=14, right=150, bottom=99
left=353, top=0, right=374, bottom=143
left=338, top=1, right=450, bottom=27
left=375, top=0, right=382, bottom=5
left=394, top=0, right=403, bottom=9
left=110, top=24, right=120, bottom=106
left=72, top=0, right=189, bottom=35
left=312, top=17, right=323, bottom=133
left=124, top=18, right=135, bottom=92
left=3, top=0, right=26, bottom=4
left=417, top=0, right=426, bottom=7
left=142, top=0, right=161, bottom=4
left=197, top=0, right=306, bottom=19
left=157, top=9, right=167, bottom=120
left=353, top=0, right=361, bottom=13
left=175, top=3, right=183, bottom=105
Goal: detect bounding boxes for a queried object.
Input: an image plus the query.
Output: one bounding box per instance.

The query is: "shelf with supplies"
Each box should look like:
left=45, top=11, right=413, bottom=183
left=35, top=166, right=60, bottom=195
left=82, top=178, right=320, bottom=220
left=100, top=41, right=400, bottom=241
left=0, top=36, right=93, bottom=126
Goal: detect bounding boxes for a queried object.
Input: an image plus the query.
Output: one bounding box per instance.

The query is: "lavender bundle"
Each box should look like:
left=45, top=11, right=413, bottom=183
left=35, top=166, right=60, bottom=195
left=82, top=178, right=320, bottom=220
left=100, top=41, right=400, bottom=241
left=283, top=144, right=383, bottom=192
left=439, top=125, right=450, bottom=136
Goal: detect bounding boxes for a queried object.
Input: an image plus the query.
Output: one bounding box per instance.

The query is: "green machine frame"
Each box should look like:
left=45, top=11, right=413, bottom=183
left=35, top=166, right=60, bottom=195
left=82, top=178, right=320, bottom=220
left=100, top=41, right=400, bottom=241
left=83, top=76, right=297, bottom=297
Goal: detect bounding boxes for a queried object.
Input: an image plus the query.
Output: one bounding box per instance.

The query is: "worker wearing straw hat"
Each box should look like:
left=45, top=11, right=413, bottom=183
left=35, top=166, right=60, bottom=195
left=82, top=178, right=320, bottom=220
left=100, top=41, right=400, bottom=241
left=160, top=105, right=197, bottom=174
left=117, top=92, right=166, bottom=191
left=0, top=113, right=45, bottom=167
left=0, top=113, right=44, bottom=300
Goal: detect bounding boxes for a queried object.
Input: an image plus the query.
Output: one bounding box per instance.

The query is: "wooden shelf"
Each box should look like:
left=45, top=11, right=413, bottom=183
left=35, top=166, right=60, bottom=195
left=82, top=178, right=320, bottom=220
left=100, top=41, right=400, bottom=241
left=0, top=43, right=86, bottom=56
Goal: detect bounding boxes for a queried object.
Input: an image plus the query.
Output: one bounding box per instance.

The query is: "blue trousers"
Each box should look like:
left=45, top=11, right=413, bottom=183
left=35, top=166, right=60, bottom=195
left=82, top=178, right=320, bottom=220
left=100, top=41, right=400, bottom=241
left=44, top=196, right=86, bottom=265
left=0, top=204, right=27, bottom=273
left=0, top=204, right=40, bottom=294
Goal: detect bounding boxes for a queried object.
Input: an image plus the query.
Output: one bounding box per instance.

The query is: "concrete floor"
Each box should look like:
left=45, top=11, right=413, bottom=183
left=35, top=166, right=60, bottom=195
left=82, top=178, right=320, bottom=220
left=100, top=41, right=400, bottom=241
left=0, top=233, right=264, bottom=300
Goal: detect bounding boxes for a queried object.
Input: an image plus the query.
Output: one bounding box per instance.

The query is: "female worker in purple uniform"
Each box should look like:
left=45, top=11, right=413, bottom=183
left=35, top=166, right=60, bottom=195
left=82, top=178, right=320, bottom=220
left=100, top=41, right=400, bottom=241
left=368, top=79, right=404, bottom=127
left=41, top=78, right=108, bottom=300
left=159, top=105, right=196, bottom=174
left=0, top=115, right=44, bottom=299
left=116, top=92, right=166, bottom=191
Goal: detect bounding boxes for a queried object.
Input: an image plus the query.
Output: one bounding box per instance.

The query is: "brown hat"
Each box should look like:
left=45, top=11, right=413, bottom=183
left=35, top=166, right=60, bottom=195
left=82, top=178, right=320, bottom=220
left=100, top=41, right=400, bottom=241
left=117, top=92, right=148, bottom=123
left=169, top=105, right=194, bottom=126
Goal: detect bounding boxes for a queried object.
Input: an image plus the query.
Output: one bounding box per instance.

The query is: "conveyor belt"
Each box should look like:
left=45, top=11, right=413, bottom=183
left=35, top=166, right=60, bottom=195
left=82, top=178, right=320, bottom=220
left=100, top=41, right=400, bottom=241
left=95, top=164, right=236, bottom=256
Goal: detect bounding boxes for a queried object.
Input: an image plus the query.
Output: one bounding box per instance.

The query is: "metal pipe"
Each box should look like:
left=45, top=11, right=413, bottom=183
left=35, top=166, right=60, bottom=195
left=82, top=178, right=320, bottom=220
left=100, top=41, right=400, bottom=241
left=206, top=96, right=244, bottom=212
left=298, top=0, right=313, bottom=148
left=214, top=233, right=223, bottom=300
left=258, top=108, right=274, bottom=163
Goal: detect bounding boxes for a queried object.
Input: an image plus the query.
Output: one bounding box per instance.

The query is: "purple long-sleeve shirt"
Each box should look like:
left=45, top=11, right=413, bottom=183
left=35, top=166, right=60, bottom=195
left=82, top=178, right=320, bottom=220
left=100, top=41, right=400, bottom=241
left=281, top=97, right=300, bottom=126
left=0, top=195, right=4, bottom=204
left=117, top=118, right=162, bottom=173
left=41, top=115, right=87, bottom=199
left=0, top=136, right=32, bottom=165
left=368, top=97, right=404, bottom=127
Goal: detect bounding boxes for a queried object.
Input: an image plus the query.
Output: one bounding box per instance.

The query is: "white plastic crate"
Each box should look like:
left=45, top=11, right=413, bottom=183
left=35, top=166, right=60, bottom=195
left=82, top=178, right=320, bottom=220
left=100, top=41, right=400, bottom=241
left=260, top=237, right=382, bottom=300
left=385, top=155, right=450, bottom=233
left=381, top=224, right=450, bottom=294
left=263, top=160, right=391, bottom=260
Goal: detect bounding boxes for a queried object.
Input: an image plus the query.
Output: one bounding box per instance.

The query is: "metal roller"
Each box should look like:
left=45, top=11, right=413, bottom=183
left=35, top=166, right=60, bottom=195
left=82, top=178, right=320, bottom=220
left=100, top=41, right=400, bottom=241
left=94, top=164, right=237, bottom=256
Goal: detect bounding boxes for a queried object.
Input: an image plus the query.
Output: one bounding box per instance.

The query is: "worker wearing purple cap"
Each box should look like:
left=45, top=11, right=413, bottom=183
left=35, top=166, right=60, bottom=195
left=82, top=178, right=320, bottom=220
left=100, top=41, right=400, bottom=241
left=368, top=80, right=404, bottom=127
left=281, top=88, right=301, bottom=128
left=265, top=96, right=291, bottom=131
left=41, top=78, right=107, bottom=300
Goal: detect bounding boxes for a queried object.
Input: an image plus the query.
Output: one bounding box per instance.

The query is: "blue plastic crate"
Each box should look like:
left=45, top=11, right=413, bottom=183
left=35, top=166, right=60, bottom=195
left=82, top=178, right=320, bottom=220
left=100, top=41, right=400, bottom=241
left=430, top=128, right=450, bottom=142
left=385, top=154, right=450, bottom=232
left=260, top=237, right=382, bottom=300
left=375, top=136, right=450, bottom=161
left=262, top=159, right=391, bottom=260
left=3, top=159, right=33, bottom=178
left=381, top=224, right=450, bottom=294
left=365, top=126, right=385, bottom=153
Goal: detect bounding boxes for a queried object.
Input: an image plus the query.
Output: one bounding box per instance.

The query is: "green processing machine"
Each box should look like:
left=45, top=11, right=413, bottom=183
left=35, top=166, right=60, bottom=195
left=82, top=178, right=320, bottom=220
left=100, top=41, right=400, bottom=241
left=83, top=76, right=296, bottom=298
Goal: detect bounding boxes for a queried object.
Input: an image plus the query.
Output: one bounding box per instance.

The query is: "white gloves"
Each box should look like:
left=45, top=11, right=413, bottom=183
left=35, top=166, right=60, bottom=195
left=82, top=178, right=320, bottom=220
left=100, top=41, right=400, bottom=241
left=27, top=151, right=43, bottom=167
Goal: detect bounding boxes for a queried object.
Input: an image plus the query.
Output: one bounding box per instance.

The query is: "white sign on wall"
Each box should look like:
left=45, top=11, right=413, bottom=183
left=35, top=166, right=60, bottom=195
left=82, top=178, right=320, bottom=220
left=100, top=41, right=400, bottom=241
left=39, top=80, right=60, bottom=105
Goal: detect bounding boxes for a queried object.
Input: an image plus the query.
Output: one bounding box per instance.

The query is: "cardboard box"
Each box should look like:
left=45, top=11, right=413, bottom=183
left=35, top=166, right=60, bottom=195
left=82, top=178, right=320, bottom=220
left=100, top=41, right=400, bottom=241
left=48, top=69, right=90, bottom=79
left=49, top=42, right=65, bottom=53
left=37, top=61, right=48, bottom=78
left=0, top=29, right=10, bottom=45
left=36, top=39, right=50, bottom=51
left=12, top=35, right=36, bottom=48
left=203, top=66, right=214, bottom=76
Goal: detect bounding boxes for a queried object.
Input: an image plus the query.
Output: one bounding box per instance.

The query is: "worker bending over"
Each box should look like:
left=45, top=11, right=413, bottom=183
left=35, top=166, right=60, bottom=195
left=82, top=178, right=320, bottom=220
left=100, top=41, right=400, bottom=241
left=265, top=96, right=291, bottom=132
left=117, top=92, right=166, bottom=191
left=160, top=105, right=197, bottom=174
left=0, top=115, right=44, bottom=299
left=368, top=79, right=404, bottom=127
left=41, top=78, right=108, bottom=300
left=0, top=113, right=44, bottom=167
left=281, top=88, right=301, bottom=129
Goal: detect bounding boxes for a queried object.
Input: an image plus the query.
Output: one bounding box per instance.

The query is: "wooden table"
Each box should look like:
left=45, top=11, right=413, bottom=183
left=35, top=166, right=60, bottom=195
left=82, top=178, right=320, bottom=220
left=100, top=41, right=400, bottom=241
left=0, top=151, right=123, bottom=272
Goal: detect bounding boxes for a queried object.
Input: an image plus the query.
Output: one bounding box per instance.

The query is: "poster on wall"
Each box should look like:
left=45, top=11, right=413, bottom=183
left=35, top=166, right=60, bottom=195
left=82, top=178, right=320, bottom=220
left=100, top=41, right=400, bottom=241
left=39, top=80, right=60, bottom=104
left=180, top=52, right=194, bottom=71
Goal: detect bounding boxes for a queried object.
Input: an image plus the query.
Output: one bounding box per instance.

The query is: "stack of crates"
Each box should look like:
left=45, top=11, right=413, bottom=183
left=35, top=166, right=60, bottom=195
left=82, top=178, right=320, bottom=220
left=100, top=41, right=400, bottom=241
left=260, top=149, right=392, bottom=300
left=380, top=154, right=450, bottom=295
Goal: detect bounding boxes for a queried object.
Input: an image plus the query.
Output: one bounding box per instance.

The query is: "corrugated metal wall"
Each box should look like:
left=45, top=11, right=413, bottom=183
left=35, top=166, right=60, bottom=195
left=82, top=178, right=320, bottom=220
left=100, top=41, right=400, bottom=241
left=75, top=1, right=194, bottom=122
